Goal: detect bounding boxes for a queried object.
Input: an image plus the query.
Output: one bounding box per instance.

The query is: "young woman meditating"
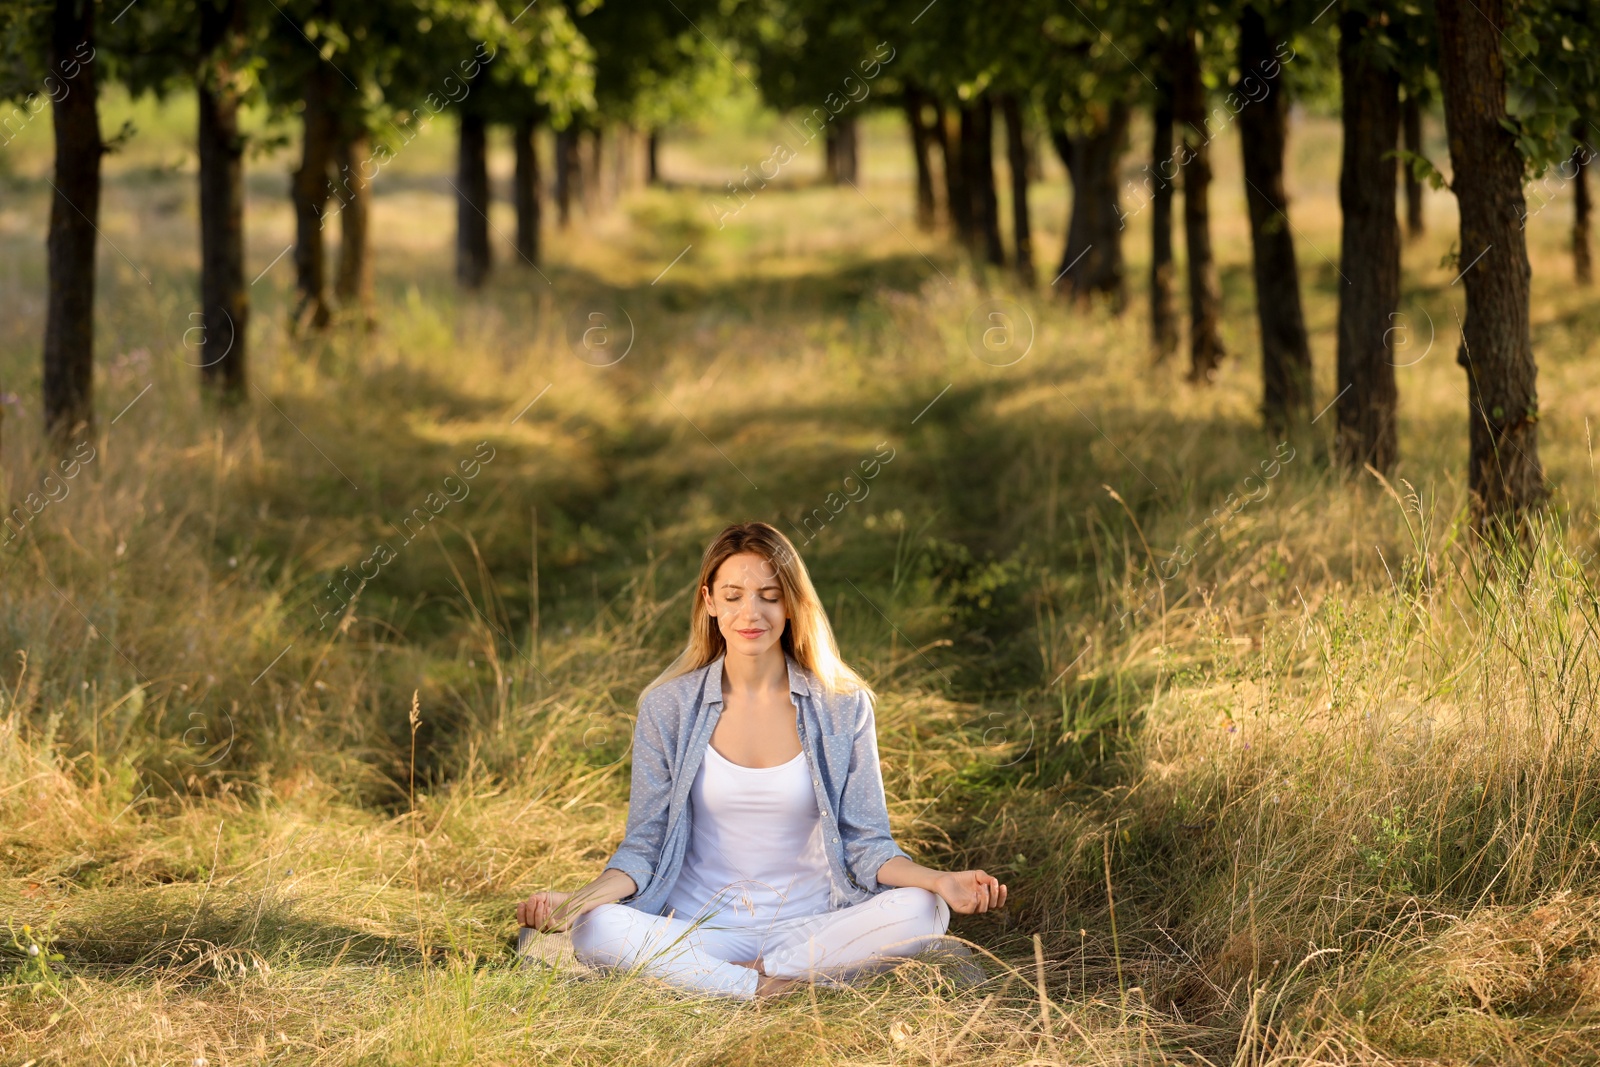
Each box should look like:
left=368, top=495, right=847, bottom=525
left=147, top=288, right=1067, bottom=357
left=515, top=521, right=1008, bottom=999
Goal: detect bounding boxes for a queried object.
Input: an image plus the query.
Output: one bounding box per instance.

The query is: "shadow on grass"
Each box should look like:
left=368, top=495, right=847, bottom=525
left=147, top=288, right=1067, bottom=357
left=57, top=889, right=441, bottom=981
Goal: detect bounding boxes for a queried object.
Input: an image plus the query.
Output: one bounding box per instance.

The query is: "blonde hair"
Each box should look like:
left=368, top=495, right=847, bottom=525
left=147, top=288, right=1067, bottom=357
left=642, top=521, right=874, bottom=702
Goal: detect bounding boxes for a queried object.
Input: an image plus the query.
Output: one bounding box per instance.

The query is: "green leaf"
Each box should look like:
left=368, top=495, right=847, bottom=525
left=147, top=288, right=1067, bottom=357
left=1391, top=148, right=1448, bottom=192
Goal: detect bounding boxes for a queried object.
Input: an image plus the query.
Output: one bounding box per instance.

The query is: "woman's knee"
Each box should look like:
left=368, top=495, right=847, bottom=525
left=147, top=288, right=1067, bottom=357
left=880, top=887, right=948, bottom=937
left=569, top=903, right=635, bottom=963
left=760, top=888, right=947, bottom=980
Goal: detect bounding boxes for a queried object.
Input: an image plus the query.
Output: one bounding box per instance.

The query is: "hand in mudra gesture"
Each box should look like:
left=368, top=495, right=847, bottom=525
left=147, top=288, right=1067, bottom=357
left=932, top=869, right=1008, bottom=915
left=517, top=890, right=586, bottom=932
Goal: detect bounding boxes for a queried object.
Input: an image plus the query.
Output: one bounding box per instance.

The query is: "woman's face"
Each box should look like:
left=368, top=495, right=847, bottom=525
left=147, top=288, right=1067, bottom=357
left=702, top=551, right=789, bottom=657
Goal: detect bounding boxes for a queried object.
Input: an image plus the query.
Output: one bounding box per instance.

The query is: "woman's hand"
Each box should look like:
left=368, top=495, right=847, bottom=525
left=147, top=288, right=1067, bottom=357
left=932, top=869, right=1008, bottom=915
left=516, top=869, right=638, bottom=933
left=517, top=890, right=584, bottom=932
left=876, top=857, right=1010, bottom=915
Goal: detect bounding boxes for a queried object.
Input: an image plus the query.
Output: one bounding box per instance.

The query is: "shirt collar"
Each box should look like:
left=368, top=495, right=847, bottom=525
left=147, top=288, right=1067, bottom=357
left=701, top=651, right=815, bottom=706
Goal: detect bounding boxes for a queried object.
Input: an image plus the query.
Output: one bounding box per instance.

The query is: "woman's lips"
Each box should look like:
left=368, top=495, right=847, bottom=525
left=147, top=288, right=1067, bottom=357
left=735, top=628, right=765, bottom=638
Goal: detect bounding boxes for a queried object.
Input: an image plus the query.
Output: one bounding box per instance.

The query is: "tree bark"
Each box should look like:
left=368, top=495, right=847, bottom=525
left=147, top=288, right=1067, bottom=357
left=939, top=102, right=971, bottom=245
left=333, top=125, right=372, bottom=322
left=554, top=127, right=575, bottom=227
left=1238, top=5, right=1312, bottom=434
left=646, top=128, right=660, bottom=184
left=583, top=126, right=602, bottom=211
left=514, top=116, right=541, bottom=268
left=43, top=0, right=102, bottom=440
left=1051, top=102, right=1128, bottom=307
left=1574, top=120, right=1592, bottom=286
left=196, top=0, right=247, bottom=400
left=841, top=114, right=858, bottom=183
left=1435, top=0, right=1545, bottom=527
left=612, top=122, right=631, bottom=195
left=1335, top=9, right=1401, bottom=475
left=825, top=115, right=858, bottom=185
left=291, top=66, right=336, bottom=332
left=961, top=97, right=1005, bottom=267
left=1023, top=121, right=1044, bottom=183
left=1171, top=29, right=1226, bottom=382
left=1150, top=78, right=1179, bottom=361
left=999, top=94, right=1035, bottom=286
left=904, top=86, right=937, bottom=231
left=456, top=110, right=491, bottom=288
left=1402, top=91, right=1425, bottom=239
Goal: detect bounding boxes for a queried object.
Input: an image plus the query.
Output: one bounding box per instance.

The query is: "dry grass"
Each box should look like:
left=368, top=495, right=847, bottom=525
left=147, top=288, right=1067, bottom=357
left=2, top=86, right=1600, bottom=1064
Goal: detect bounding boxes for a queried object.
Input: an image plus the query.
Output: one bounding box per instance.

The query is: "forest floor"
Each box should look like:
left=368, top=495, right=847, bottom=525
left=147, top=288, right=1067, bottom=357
left=4, top=91, right=1600, bottom=1065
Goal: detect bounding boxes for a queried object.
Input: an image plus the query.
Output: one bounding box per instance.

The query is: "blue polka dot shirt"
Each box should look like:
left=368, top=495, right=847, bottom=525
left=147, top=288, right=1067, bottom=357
left=602, top=653, right=913, bottom=916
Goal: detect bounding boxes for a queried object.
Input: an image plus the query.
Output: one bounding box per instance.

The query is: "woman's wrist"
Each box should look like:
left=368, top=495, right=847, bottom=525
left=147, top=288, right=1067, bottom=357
left=875, top=856, right=946, bottom=894
left=568, top=868, right=637, bottom=913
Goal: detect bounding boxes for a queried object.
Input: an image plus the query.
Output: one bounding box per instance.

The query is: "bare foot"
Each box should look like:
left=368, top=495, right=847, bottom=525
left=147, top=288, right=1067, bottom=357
left=755, top=974, right=800, bottom=997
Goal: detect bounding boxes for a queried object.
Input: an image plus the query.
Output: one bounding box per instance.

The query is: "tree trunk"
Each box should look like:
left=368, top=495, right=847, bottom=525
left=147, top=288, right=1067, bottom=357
left=961, top=97, right=1004, bottom=267
left=1436, top=0, right=1545, bottom=527
left=611, top=124, right=625, bottom=197
left=1051, top=101, right=1128, bottom=307
left=333, top=125, right=372, bottom=322
left=612, top=122, right=630, bottom=195
left=291, top=67, right=335, bottom=332
left=1023, top=121, right=1044, bottom=183
left=1238, top=5, right=1312, bottom=434
left=1150, top=78, right=1179, bottom=361
left=939, top=102, right=971, bottom=245
left=1574, top=120, right=1592, bottom=286
left=579, top=126, right=598, bottom=211
left=1335, top=9, right=1401, bottom=475
left=646, top=128, right=660, bottom=184
left=584, top=126, right=603, bottom=211
left=514, top=116, right=541, bottom=267
left=1171, top=29, right=1226, bottom=382
left=554, top=127, right=575, bottom=227
left=196, top=0, right=247, bottom=400
left=1402, top=91, right=1425, bottom=239
left=904, top=86, right=937, bottom=231
left=836, top=114, right=858, bottom=184
left=43, top=0, right=101, bottom=440
left=1000, top=93, right=1034, bottom=286
left=456, top=110, right=491, bottom=288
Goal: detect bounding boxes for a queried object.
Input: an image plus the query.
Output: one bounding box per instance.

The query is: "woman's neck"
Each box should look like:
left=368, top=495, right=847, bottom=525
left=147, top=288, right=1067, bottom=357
left=720, top=645, right=788, bottom=700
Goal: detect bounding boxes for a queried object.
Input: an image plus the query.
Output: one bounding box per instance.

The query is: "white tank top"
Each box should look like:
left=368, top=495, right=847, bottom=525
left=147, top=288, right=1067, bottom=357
left=661, top=742, right=835, bottom=926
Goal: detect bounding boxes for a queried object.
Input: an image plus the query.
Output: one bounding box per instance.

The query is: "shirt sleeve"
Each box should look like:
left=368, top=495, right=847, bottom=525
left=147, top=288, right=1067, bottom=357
left=602, top=689, right=674, bottom=903
left=837, top=688, right=912, bottom=892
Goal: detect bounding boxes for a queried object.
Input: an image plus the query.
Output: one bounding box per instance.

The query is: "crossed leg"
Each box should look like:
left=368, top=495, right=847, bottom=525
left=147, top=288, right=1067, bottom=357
left=568, top=887, right=950, bottom=1001
left=757, top=886, right=950, bottom=988
left=569, top=903, right=765, bottom=998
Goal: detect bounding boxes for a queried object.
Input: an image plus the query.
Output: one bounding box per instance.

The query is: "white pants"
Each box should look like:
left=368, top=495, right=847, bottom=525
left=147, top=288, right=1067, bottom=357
left=569, top=886, right=951, bottom=1000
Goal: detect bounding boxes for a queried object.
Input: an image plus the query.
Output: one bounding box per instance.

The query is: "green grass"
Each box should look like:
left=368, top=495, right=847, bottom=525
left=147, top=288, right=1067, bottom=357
left=2, top=88, right=1600, bottom=1064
